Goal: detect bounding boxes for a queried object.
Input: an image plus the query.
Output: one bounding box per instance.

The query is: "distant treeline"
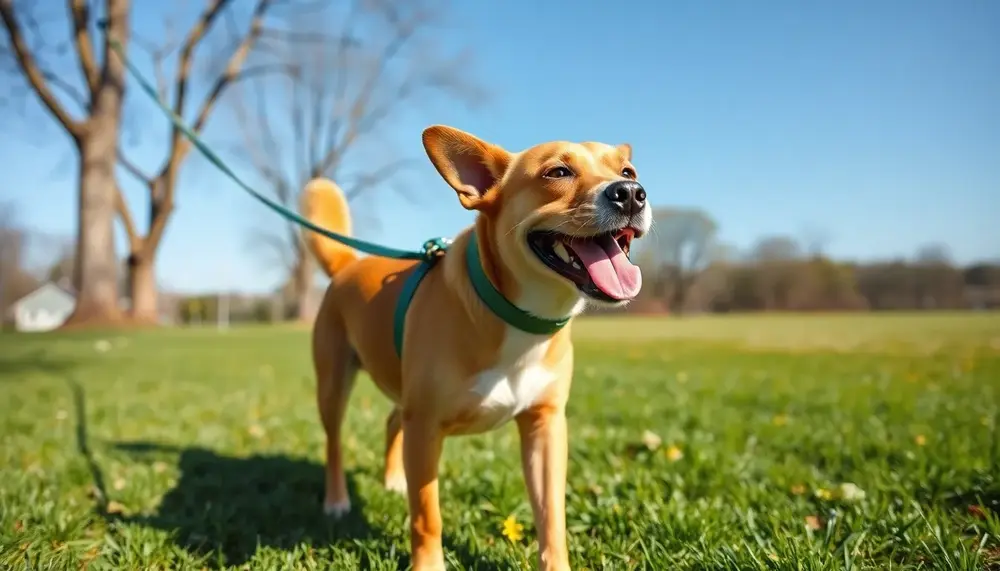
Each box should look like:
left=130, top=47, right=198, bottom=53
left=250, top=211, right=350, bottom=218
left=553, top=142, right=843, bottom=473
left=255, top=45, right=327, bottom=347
left=625, top=257, right=1000, bottom=315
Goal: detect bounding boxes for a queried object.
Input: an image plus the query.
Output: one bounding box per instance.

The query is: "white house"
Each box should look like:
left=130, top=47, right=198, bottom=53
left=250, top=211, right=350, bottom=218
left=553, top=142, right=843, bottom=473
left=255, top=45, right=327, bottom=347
left=7, top=282, right=76, bottom=332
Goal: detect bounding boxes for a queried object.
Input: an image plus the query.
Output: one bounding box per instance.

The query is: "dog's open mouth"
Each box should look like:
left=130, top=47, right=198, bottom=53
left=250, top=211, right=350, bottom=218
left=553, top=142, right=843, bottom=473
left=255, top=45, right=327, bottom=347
left=527, top=228, right=642, bottom=302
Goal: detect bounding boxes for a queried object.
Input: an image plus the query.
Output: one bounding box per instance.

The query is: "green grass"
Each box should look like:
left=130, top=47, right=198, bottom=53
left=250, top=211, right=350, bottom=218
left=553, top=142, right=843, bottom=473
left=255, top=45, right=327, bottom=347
left=2, top=312, right=999, bottom=570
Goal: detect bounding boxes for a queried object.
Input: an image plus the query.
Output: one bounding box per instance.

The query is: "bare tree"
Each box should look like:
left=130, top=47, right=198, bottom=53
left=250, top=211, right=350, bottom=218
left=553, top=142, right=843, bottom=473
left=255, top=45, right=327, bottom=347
left=113, top=0, right=291, bottom=323
left=747, top=235, right=802, bottom=310
left=2, top=1, right=307, bottom=326
left=232, top=0, right=483, bottom=321
left=1, top=0, right=130, bottom=326
left=914, top=243, right=952, bottom=265
left=750, top=235, right=801, bottom=262
left=799, top=224, right=832, bottom=258
left=636, top=207, right=718, bottom=314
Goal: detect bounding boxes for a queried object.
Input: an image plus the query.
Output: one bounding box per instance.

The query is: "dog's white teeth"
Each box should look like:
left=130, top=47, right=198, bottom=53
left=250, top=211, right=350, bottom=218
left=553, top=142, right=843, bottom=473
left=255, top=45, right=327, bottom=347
left=554, top=242, right=571, bottom=263
left=572, top=260, right=582, bottom=269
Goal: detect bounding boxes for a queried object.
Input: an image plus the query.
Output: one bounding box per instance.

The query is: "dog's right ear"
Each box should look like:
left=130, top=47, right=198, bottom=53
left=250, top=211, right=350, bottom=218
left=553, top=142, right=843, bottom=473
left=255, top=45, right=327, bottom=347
left=422, top=125, right=511, bottom=210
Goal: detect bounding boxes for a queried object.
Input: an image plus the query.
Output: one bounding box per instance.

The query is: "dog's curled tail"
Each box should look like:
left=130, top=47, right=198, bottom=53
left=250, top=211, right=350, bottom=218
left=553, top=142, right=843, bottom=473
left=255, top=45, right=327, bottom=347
left=300, top=178, right=357, bottom=277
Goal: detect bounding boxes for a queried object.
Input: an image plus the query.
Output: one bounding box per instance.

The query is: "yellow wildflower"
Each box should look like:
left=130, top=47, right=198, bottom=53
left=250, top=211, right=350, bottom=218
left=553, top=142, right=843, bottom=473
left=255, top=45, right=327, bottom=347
left=665, top=445, right=683, bottom=462
left=914, top=434, right=926, bottom=446
left=814, top=488, right=833, bottom=500
left=772, top=415, right=789, bottom=426
left=501, top=514, right=523, bottom=543
left=790, top=484, right=806, bottom=495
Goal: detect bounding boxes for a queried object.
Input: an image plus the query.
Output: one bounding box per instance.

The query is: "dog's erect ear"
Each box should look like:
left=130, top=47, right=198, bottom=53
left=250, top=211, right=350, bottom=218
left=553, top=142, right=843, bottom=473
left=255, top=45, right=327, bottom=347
left=617, top=143, right=633, bottom=162
left=422, top=125, right=511, bottom=210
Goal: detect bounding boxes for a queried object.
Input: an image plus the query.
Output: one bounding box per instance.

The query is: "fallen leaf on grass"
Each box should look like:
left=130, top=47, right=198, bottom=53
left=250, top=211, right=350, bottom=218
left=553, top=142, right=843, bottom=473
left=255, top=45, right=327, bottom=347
left=248, top=424, right=266, bottom=438
left=641, top=430, right=662, bottom=451
left=968, top=505, right=988, bottom=520
left=106, top=500, right=126, bottom=514
left=805, top=515, right=823, bottom=530
left=838, top=482, right=866, bottom=502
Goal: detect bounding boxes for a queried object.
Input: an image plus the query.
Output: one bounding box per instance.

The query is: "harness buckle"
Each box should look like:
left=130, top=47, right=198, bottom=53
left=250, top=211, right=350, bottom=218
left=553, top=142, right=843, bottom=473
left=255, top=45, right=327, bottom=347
left=421, top=237, right=452, bottom=262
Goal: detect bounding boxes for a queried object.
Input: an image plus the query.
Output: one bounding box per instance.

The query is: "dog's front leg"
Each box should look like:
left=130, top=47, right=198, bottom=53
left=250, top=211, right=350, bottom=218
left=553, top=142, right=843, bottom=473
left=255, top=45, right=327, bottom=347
left=403, top=413, right=445, bottom=570
left=517, top=405, right=570, bottom=571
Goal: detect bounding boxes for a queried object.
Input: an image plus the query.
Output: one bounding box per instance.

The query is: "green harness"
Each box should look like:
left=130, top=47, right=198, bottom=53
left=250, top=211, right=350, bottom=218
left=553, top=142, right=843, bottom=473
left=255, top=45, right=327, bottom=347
left=108, top=36, right=570, bottom=358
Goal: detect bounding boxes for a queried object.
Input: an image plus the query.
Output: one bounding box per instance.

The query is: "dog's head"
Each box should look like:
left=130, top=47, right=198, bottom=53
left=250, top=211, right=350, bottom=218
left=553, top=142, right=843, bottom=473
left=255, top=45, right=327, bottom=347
left=422, top=125, right=652, bottom=311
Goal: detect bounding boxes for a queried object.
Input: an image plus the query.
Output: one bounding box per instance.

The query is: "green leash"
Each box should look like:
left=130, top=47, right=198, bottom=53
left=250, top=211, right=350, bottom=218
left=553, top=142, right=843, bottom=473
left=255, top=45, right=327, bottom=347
left=105, top=35, right=569, bottom=357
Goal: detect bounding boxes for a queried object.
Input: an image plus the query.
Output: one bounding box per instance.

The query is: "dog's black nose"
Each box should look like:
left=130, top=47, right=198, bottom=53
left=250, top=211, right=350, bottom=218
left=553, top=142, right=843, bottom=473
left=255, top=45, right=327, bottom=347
left=604, top=180, right=646, bottom=214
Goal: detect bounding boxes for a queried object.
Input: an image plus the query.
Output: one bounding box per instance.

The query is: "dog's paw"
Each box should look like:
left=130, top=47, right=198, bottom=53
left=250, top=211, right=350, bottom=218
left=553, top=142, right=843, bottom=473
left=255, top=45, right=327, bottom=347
left=323, top=498, right=351, bottom=518
left=384, top=473, right=408, bottom=495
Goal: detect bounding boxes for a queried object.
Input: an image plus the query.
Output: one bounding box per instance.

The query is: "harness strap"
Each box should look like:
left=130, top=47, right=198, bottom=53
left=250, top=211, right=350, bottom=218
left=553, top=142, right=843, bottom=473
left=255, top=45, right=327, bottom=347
left=392, top=238, right=450, bottom=356
left=392, top=234, right=570, bottom=357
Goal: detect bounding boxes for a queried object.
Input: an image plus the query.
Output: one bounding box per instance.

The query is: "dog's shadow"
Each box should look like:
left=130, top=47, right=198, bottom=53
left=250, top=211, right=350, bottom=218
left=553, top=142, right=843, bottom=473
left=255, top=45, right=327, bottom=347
left=67, top=373, right=505, bottom=569
left=113, top=441, right=393, bottom=567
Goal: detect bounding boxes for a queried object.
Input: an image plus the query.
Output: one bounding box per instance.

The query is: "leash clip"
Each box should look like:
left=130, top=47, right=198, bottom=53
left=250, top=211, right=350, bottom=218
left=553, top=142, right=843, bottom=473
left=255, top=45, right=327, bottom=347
left=421, top=237, right=452, bottom=262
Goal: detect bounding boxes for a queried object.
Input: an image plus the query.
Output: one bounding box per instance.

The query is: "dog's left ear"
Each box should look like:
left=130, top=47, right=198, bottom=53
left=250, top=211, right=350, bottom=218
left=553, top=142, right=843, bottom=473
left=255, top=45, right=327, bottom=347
left=422, top=125, right=511, bottom=210
left=617, top=143, right=633, bottom=162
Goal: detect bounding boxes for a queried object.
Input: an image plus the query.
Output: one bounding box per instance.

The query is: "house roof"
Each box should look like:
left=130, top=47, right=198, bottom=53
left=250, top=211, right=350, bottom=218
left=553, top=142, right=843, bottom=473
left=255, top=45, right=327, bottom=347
left=9, top=282, right=76, bottom=314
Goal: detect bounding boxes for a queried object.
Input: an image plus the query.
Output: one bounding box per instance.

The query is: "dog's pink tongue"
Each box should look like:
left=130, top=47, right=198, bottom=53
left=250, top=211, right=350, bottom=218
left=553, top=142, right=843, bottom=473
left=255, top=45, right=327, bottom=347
left=567, top=237, right=642, bottom=300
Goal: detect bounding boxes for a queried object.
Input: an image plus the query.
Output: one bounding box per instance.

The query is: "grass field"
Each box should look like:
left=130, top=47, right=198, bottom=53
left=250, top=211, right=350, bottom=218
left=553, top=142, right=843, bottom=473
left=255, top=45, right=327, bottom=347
left=2, top=312, right=999, bottom=570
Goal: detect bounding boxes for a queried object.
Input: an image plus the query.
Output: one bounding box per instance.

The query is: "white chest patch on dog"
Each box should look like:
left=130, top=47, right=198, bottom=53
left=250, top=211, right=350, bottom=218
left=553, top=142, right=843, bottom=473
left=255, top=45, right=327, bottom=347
left=469, top=328, right=555, bottom=431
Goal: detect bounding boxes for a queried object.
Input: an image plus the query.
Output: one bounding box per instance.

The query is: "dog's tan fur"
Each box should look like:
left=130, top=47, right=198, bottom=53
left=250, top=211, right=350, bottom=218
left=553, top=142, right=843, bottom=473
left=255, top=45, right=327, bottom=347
left=301, top=125, right=649, bottom=570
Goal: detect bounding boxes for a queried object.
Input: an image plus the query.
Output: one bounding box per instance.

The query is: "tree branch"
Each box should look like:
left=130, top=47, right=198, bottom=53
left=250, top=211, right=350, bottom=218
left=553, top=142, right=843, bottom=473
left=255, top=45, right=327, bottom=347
left=169, top=0, right=231, bottom=137
left=40, top=66, right=88, bottom=110
left=143, top=0, right=275, bottom=259
left=118, top=147, right=152, bottom=185
left=113, top=184, right=141, bottom=252
left=343, top=158, right=417, bottom=200
left=163, top=0, right=273, bottom=178
left=0, top=0, right=85, bottom=138
left=68, top=0, right=99, bottom=95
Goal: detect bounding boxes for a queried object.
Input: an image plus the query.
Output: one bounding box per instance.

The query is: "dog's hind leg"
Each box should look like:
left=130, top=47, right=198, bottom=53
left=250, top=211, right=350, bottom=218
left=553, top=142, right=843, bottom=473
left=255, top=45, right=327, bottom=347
left=312, top=312, right=358, bottom=517
left=384, top=408, right=407, bottom=494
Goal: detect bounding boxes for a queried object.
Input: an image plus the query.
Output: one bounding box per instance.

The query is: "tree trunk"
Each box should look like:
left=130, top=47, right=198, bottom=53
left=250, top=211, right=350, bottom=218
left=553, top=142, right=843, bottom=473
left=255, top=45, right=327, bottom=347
left=60, top=0, right=130, bottom=329
left=127, top=253, right=159, bottom=324
left=294, top=252, right=317, bottom=322
left=62, top=137, right=123, bottom=327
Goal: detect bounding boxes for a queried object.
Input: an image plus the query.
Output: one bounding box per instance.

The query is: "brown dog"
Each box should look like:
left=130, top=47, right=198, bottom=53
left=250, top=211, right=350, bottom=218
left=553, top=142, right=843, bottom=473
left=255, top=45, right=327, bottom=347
left=301, top=125, right=651, bottom=570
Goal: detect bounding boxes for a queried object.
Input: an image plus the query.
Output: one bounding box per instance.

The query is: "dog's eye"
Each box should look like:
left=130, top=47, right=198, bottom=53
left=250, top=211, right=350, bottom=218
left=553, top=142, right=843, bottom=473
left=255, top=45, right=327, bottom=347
left=543, top=166, right=573, bottom=179
left=621, top=167, right=637, bottom=179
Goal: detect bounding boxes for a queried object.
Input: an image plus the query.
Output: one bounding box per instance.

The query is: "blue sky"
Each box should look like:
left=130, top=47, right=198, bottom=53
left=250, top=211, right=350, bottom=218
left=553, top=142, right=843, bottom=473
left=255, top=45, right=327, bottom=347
left=3, top=0, right=998, bottom=294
